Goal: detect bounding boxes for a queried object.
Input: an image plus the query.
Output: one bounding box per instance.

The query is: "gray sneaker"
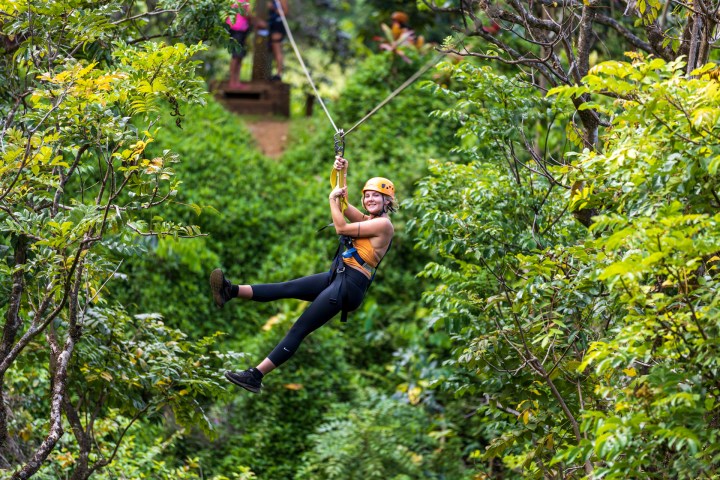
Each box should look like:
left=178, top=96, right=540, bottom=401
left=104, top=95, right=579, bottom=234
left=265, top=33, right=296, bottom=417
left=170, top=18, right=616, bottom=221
left=225, top=369, right=263, bottom=393
left=210, top=268, right=233, bottom=308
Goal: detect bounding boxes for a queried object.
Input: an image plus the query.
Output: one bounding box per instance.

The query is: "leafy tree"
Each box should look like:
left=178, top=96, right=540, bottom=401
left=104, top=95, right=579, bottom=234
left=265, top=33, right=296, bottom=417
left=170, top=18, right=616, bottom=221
left=552, top=56, right=720, bottom=479
left=296, top=394, right=441, bottom=480
left=409, top=22, right=720, bottom=480
left=410, top=64, right=597, bottom=477
left=424, top=0, right=720, bottom=177
left=0, top=0, right=241, bottom=477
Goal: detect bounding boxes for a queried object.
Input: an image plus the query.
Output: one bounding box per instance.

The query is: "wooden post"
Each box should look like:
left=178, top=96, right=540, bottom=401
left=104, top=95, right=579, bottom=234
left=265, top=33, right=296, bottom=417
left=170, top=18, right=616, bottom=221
left=251, top=0, right=272, bottom=81
left=305, top=93, right=314, bottom=117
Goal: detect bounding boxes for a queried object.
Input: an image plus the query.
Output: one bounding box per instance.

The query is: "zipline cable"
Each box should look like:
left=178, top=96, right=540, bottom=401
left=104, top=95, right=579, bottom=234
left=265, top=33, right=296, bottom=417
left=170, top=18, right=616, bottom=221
left=275, top=3, right=450, bottom=140
left=343, top=51, right=446, bottom=136
left=276, top=7, right=458, bottom=223
left=275, top=1, right=339, bottom=133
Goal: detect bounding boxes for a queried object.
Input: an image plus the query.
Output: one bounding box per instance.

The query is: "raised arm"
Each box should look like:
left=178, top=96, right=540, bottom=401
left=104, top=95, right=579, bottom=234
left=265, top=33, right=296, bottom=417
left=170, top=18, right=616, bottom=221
left=343, top=203, right=368, bottom=223
left=333, top=156, right=367, bottom=223
left=329, top=189, right=391, bottom=238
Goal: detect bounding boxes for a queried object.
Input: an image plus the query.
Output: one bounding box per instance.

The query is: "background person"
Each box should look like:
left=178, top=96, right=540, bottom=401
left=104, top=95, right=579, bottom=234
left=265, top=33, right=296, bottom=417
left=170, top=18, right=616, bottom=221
left=226, top=0, right=252, bottom=89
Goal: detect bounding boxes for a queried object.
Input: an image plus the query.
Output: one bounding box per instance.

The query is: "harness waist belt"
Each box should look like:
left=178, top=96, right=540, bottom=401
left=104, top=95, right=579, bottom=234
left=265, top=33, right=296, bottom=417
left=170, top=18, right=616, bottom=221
left=341, top=247, right=375, bottom=276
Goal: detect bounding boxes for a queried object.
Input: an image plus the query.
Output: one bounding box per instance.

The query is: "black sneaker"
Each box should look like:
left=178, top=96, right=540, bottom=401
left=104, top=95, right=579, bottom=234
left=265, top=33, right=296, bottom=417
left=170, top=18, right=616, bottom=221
left=210, top=268, right=233, bottom=309
left=224, top=369, right=263, bottom=393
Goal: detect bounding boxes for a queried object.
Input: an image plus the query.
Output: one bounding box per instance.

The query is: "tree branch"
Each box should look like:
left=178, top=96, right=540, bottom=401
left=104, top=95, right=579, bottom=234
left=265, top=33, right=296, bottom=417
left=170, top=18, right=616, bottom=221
left=594, top=13, right=653, bottom=52
left=0, top=236, right=27, bottom=456
left=53, top=144, right=89, bottom=217
left=111, top=7, right=181, bottom=25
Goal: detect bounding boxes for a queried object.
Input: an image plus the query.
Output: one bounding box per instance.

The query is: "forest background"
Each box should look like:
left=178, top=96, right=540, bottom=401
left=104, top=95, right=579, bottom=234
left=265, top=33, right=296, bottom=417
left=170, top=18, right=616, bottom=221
left=2, top=0, right=720, bottom=478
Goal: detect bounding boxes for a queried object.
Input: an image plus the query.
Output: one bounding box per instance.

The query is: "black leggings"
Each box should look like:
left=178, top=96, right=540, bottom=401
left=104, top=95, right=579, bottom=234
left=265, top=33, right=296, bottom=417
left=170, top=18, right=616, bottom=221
left=251, top=267, right=370, bottom=367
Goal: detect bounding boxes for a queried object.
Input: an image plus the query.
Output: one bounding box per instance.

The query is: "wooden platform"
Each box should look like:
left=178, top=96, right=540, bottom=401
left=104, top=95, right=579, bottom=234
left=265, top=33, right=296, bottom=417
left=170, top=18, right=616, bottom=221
left=213, top=80, right=290, bottom=117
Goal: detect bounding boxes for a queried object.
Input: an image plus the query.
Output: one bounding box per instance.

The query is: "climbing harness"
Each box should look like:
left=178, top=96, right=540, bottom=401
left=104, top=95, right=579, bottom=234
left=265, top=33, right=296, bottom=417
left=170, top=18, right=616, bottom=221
left=329, top=235, right=393, bottom=322
left=340, top=235, right=375, bottom=277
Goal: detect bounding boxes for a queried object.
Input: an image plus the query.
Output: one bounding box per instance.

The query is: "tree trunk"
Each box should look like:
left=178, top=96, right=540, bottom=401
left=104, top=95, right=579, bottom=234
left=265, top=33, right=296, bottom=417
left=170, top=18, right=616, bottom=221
left=11, top=349, right=70, bottom=480
left=251, top=0, right=272, bottom=81
left=11, top=263, right=84, bottom=480
left=0, top=236, right=26, bottom=463
left=686, top=3, right=703, bottom=75
left=305, top=93, right=314, bottom=117
left=65, top=399, right=91, bottom=480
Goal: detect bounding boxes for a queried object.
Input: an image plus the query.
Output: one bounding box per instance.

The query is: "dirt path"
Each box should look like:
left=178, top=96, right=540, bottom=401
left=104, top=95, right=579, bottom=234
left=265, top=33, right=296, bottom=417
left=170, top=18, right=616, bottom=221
left=245, top=118, right=290, bottom=159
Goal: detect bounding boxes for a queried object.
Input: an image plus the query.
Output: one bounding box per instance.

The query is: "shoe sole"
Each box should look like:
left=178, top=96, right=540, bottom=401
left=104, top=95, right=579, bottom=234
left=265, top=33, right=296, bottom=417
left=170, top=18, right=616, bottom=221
left=224, top=371, right=262, bottom=393
left=210, top=268, right=227, bottom=309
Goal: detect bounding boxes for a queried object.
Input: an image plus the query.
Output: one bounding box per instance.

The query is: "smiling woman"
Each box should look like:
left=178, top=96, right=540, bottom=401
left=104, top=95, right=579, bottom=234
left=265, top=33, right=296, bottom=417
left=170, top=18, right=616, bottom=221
left=210, top=155, right=396, bottom=394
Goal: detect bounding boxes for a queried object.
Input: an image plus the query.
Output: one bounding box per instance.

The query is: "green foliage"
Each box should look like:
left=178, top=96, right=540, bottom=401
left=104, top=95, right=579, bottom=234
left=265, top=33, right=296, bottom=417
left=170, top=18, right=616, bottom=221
left=109, top=100, right=283, bottom=337
left=44, top=426, right=258, bottom=480
left=192, top=318, right=360, bottom=478
left=551, top=56, right=720, bottom=478
left=410, top=51, right=720, bottom=478
left=0, top=0, right=246, bottom=476
left=408, top=59, right=611, bottom=478
left=356, top=0, right=454, bottom=46
left=296, top=394, right=438, bottom=480
left=106, top=47, right=462, bottom=478
left=14, top=306, right=243, bottom=478
left=332, top=50, right=456, bottom=170
left=70, top=308, right=237, bottom=432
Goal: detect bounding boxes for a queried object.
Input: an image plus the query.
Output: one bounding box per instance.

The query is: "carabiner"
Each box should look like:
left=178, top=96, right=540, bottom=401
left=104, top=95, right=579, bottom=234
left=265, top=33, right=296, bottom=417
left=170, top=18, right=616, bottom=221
left=333, top=129, right=345, bottom=157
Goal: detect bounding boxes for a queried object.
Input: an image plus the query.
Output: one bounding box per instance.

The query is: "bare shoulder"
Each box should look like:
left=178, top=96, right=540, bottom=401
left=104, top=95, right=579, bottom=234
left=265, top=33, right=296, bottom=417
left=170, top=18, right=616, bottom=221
left=356, top=216, right=394, bottom=240
left=368, top=216, right=393, bottom=230
left=377, top=217, right=394, bottom=236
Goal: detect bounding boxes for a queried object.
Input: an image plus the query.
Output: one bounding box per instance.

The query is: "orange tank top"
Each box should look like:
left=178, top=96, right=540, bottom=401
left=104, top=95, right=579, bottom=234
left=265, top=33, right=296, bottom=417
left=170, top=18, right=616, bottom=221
left=342, top=237, right=381, bottom=279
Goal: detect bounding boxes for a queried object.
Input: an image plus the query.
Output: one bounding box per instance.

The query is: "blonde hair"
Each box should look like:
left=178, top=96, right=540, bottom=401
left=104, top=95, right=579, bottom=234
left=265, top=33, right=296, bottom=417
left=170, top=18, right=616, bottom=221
left=384, top=194, right=399, bottom=214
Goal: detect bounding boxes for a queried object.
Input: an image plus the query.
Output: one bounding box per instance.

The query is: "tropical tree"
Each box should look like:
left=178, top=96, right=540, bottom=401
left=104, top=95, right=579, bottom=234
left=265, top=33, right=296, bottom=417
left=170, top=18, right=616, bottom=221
left=408, top=1, right=720, bottom=477
left=0, top=1, right=241, bottom=477
left=425, top=0, right=720, bottom=153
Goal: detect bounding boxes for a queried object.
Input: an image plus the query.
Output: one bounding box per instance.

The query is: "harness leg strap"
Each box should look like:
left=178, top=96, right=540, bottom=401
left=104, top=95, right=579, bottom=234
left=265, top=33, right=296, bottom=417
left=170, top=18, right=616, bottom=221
left=327, top=267, right=350, bottom=323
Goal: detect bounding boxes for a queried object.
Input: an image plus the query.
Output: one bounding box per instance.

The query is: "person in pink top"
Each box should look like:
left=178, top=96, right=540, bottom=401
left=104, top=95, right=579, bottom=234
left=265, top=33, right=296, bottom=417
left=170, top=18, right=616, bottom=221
left=226, top=1, right=252, bottom=89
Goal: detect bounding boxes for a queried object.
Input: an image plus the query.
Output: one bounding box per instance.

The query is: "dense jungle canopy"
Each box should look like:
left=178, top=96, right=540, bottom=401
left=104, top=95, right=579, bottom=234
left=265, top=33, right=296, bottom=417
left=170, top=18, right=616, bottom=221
left=2, top=0, right=720, bottom=478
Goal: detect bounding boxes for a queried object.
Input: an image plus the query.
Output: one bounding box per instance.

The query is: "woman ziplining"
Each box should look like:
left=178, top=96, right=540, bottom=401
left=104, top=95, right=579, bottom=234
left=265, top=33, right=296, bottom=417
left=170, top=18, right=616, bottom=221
left=210, top=155, right=397, bottom=393
left=209, top=6, right=455, bottom=394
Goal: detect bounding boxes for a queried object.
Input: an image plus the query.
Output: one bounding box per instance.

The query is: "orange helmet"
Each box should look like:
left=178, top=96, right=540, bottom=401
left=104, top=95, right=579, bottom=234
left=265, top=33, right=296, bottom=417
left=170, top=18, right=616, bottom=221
left=391, top=11, right=409, bottom=25
left=362, top=177, right=395, bottom=198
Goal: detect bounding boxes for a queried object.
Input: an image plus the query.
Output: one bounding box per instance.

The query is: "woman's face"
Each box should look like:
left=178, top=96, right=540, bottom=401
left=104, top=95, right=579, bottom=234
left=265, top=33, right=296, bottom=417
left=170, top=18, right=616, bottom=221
left=363, top=191, right=386, bottom=215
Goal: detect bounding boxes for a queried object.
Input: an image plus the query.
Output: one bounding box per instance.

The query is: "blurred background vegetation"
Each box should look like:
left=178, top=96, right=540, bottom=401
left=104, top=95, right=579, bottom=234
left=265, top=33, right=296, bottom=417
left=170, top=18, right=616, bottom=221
left=4, top=1, right=720, bottom=479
